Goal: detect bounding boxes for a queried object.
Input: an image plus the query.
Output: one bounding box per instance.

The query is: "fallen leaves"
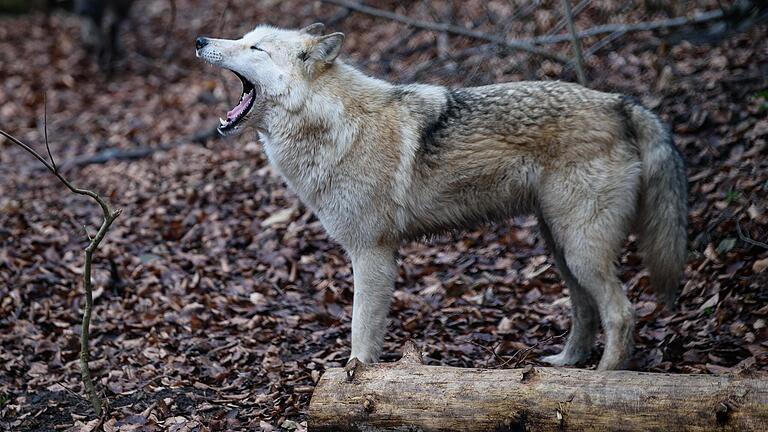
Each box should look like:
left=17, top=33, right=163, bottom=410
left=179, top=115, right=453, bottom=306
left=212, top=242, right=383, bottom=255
left=754, top=257, right=768, bottom=273
left=1, top=0, right=767, bottom=431
left=261, top=207, right=296, bottom=228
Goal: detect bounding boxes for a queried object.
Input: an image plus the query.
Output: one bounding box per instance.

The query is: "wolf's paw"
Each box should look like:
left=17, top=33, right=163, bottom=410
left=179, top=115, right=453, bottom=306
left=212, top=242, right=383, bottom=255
left=541, top=350, right=587, bottom=367
left=344, top=357, right=365, bottom=381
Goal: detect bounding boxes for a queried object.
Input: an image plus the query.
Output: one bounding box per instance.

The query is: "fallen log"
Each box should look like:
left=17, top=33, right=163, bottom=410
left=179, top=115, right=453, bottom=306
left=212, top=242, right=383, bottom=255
left=309, top=342, right=768, bottom=431
left=57, top=125, right=220, bottom=171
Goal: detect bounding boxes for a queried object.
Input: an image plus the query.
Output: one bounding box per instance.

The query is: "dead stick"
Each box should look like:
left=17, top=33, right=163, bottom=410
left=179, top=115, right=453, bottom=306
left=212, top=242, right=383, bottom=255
left=528, top=9, right=725, bottom=44
left=162, top=0, right=177, bottom=58
left=562, top=0, right=587, bottom=86
left=737, top=220, right=768, bottom=250
left=546, top=0, right=593, bottom=38
left=1, top=119, right=121, bottom=416
left=421, top=7, right=726, bottom=65
left=319, top=0, right=569, bottom=63
left=52, top=124, right=219, bottom=170
left=320, top=0, right=723, bottom=54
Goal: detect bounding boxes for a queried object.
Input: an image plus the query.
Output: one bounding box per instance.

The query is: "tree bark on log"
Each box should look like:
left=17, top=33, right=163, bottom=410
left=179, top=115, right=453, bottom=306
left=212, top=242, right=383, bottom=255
left=309, top=342, right=768, bottom=431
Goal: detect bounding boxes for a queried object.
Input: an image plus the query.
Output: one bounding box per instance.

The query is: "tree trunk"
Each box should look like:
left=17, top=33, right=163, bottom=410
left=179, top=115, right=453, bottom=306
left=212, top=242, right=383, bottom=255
left=309, top=342, right=768, bottom=431
left=0, top=0, right=46, bottom=13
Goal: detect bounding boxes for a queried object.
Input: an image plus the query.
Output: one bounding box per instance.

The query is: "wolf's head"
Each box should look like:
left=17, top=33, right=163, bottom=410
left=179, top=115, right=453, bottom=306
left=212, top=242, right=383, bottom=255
left=195, top=23, right=344, bottom=136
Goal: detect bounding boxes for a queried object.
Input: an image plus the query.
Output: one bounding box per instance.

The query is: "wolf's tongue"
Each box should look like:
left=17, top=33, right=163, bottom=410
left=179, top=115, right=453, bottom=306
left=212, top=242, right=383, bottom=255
left=226, top=90, right=254, bottom=121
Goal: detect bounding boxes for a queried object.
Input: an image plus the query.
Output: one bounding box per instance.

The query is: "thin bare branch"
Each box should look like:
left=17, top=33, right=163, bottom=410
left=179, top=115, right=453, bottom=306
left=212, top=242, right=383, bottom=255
left=582, top=29, right=626, bottom=58
left=216, top=0, right=233, bottom=34
left=56, top=125, right=219, bottom=170
left=43, top=93, right=56, bottom=172
left=527, top=9, right=724, bottom=45
left=326, top=7, right=352, bottom=27
left=561, top=0, right=587, bottom=86
left=737, top=220, right=768, bottom=250
left=162, top=0, right=177, bottom=58
left=0, top=123, right=121, bottom=417
left=546, top=0, right=592, bottom=37
left=320, top=0, right=725, bottom=65
left=508, top=331, right=567, bottom=368
left=80, top=204, right=120, bottom=417
left=83, top=225, right=94, bottom=242
left=0, top=129, right=112, bottom=217
left=320, top=0, right=569, bottom=63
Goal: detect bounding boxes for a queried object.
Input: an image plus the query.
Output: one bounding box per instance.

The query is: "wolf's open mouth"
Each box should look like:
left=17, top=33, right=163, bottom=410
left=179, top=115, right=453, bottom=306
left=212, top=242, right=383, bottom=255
left=219, top=71, right=257, bottom=132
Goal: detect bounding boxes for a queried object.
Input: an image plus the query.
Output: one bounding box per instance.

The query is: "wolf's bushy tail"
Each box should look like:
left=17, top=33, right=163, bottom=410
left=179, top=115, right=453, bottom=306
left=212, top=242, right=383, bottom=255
left=624, top=98, right=688, bottom=310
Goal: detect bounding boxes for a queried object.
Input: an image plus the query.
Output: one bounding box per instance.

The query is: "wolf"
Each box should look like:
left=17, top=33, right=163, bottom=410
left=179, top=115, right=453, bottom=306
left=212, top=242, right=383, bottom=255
left=195, top=23, right=687, bottom=370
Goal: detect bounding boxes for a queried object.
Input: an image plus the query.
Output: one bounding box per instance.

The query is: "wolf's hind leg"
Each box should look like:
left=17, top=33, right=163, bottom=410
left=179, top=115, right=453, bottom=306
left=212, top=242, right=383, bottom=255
left=537, top=214, right=599, bottom=366
left=349, top=246, right=397, bottom=364
left=565, top=250, right=635, bottom=370
left=546, top=210, right=636, bottom=370
left=540, top=163, right=639, bottom=370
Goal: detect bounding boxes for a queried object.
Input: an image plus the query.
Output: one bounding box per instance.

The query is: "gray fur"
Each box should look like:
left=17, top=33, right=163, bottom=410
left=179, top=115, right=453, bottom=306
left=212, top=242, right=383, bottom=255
left=196, top=25, right=689, bottom=370
left=625, top=99, right=688, bottom=310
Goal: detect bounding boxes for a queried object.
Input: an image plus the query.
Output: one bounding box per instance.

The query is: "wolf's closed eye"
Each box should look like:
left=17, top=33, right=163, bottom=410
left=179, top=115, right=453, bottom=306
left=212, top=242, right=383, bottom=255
left=250, top=45, right=265, bottom=52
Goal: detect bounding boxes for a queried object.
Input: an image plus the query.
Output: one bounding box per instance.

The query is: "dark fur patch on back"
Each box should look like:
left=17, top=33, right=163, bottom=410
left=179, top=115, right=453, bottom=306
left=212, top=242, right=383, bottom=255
left=618, top=95, right=642, bottom=144
left=389, top=87, right=412, bottom=102
left=418, top=89, right=471, bottom=159
left=619, top=95, right=686, bottom=170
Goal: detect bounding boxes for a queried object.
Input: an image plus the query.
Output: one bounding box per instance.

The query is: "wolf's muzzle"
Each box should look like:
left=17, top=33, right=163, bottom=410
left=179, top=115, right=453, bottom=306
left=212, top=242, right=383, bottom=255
left=195, top=37, right=209, bottom=50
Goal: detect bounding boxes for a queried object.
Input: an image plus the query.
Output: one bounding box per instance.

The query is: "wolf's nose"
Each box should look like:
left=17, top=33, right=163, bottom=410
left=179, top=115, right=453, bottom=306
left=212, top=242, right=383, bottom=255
left=195, top=37, right=208, bottom=50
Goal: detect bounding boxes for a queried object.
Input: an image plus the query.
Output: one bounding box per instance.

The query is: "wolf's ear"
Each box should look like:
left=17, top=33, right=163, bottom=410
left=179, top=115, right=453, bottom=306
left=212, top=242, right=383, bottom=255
left=300, top=22, right=325, bottom=35
left=307, top=32, right=345, bottom=65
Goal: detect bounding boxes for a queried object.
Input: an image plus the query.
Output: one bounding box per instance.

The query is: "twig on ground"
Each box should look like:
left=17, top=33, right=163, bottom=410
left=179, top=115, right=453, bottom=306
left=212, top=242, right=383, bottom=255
left=54, top=380, right=85, bottom=401
left=506, top=331, right=568, bottom=369
left=57, top=125, right=219, bottom=170
left=465, top=332, right=568, bottom=369
left=319, top=0, right=569, bottom=63
left=510, top=332, right=568, bottom=368
left=1, top=109, right=122, bottom=417
left=465, top=340, right=505, bottom=368
left=736, top=220, right=768, bottom=250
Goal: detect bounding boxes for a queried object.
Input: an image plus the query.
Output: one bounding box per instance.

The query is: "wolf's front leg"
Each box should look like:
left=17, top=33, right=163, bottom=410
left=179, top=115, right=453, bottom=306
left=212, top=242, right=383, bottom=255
left=349, top=246, right=397, bottom=364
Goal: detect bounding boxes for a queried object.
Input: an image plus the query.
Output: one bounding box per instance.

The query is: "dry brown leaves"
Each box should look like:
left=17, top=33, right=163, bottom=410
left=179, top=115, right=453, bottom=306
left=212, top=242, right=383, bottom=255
left=0, top=0, right=766, bottom=430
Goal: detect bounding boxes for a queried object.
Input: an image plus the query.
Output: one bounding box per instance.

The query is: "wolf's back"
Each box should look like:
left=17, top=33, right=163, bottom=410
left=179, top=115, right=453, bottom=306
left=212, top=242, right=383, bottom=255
left=623, top=98, right=687, bottom=309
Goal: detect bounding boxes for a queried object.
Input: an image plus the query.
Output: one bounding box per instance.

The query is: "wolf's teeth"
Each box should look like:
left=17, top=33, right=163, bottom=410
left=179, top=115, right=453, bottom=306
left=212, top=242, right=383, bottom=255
left=219, top=117, right=228, bottom=127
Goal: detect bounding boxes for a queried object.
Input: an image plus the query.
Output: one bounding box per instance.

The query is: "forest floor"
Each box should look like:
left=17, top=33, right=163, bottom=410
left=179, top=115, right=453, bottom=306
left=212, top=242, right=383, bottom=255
left=0, top=0, right=766, bottom=430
